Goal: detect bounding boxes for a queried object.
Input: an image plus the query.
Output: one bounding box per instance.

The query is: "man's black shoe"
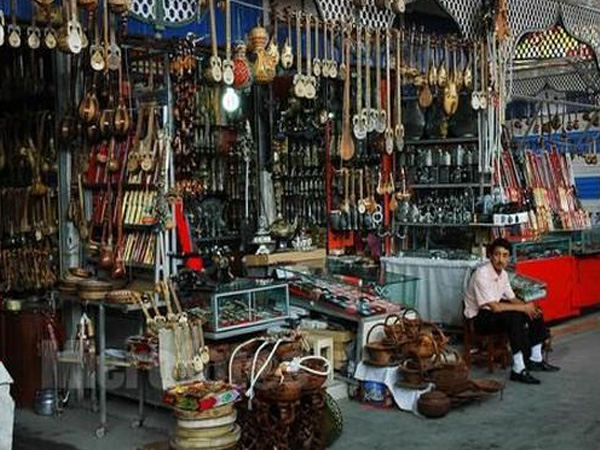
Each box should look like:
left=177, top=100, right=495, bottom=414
left=509, top=370, right=541, bottom=384
left=527, top=360, right=560, bottom=372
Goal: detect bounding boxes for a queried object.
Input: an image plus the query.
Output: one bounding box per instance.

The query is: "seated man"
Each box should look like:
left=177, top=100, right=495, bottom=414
left=464, top=238, right=559, bottom=384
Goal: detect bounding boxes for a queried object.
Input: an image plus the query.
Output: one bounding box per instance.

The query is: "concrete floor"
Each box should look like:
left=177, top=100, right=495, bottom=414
left=12, top=314, right=600, bottom=450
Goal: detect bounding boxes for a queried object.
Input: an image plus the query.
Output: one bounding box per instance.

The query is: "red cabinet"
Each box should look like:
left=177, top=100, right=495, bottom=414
left=574, top=254, right=600, bottom=308
left=515, top=256, right=579, bottom=322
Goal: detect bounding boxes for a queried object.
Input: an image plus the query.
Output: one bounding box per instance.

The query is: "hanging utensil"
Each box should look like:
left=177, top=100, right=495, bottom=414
left=340, top=32, right=355, bottom=161
left=394, top=29, right=405, bottom=151
left=375, top=28, right=387, bottom=133
left=364, top=28, right=376, bottom=133
left=352, top=26, right=367, bottom=141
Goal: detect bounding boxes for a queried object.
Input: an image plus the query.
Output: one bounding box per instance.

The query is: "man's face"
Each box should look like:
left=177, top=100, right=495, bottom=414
left=490, top=246, right=510, bottom=273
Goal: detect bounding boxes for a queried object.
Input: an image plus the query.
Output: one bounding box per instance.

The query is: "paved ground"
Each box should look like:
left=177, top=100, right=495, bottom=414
left=12, top=313, right=600, bottom=450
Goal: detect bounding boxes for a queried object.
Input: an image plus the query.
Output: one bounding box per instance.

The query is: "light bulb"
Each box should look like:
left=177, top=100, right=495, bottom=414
left=222, top=87, right=241, bottom=113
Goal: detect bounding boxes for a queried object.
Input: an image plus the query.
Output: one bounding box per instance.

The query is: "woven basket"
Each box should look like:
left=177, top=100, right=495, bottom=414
left=383, top=314, right=406, bottom=345
left=427, top=350, right=470, bottom=395
left=364, top=323, right=397, bottom=366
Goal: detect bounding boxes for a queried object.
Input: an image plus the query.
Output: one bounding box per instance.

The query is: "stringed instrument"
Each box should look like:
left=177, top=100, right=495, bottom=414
left=280, top=9, right=293, bottom=69
left=292, top=12, right=305, bottom=98
left=7, top=0, right=21, bottom=49
left=394, top=29, right=405, bottom=151
left=221, top=0, right=234, bottom=86
left=205, top=0, right=222, bottom=83
left=58, top=0, right=83, bottom=54
left=374, top=28, right=386, bottom=134
left=113, top=66, right=131, bottom=138
left=26, top=9, right=42, bottom=50
left=304, top=13, right=316, bottom=100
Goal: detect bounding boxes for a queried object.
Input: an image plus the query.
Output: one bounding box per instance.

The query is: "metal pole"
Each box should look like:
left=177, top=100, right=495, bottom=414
left=97, top=303, right=106, bottom=438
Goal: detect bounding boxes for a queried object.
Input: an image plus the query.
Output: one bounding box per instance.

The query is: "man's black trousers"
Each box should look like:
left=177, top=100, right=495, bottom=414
left=474, top=309, right=549, bottom=357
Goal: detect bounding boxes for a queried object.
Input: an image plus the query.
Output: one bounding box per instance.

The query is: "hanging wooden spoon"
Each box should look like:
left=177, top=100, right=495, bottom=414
left=340, top=33, right=355, bottom=161
left=394, top=29, right=405, bottom=152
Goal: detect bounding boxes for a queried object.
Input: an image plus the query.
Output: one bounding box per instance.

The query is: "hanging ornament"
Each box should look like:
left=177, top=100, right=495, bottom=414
left=247, top=25, right=275, bottom=84
left=233, top=42, right=252, bottom=90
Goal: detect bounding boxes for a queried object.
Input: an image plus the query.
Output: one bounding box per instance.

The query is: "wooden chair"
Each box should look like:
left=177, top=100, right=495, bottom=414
left=463, top=318, right=510, bottom=373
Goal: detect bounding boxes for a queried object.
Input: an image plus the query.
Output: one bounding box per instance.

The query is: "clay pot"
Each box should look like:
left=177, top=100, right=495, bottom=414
left=417, top=391, right=450, bottom=418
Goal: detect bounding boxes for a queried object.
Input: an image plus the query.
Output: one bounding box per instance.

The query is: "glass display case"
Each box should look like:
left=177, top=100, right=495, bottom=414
left=510, top=236, right=572, bottom=263
left=187, top=279, right=289, bottom=339
left=277, top=258, right=419, bottom=321
left=507, top=270, right=547, bottom=302
left=568, top=228, right=600, bottom=255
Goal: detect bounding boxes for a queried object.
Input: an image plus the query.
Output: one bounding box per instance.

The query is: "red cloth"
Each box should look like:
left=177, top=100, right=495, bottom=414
left=174, top=199, right=203, bottom=271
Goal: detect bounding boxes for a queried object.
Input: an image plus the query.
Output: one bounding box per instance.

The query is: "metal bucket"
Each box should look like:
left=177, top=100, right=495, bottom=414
left=34, top=389, right=68, bottom=416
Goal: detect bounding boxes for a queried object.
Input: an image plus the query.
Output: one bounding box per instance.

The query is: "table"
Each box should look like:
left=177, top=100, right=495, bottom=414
left=353, top=362, right=433, bottom=413
left=60, top=296, right=152, bottom=438
left=382, top=256, right=482, bottom=326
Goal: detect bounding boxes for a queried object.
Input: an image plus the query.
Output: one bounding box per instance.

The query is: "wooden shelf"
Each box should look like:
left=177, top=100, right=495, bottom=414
left=408, top=183, right=492, bottom=189
left=405, top=137, right=479, bottom=146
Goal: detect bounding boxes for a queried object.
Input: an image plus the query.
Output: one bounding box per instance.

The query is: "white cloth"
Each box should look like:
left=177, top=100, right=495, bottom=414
left=383, top=257, right=482, bottom=325
left=464, top=263, right=515, bottom=319
left=0, top=362, right=14, bottom=450
left=354, top=362, right=433, bottom=413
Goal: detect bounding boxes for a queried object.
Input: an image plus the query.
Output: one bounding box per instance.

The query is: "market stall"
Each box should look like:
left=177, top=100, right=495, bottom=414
left=1, top=0, right=600, bottom=445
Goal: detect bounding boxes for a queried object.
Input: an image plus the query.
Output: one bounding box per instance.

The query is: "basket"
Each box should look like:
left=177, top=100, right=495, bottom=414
left=398, top=352, right=427, bottom=385
left=401, top=308, right=422, bottom=339
left=363, top=323, right=398, bottom=366
left=427, top=349, right=470, bottom=395
left=383, top=314, right=406, bottom=344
